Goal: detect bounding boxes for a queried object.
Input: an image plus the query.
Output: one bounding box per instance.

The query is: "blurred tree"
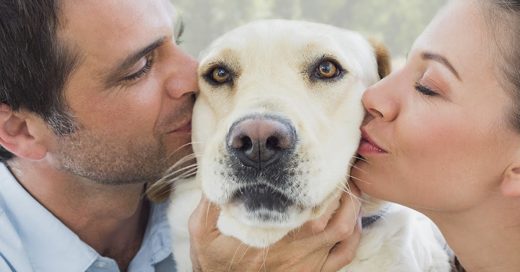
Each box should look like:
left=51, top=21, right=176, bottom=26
left=173, top=0, right=447, bottom=58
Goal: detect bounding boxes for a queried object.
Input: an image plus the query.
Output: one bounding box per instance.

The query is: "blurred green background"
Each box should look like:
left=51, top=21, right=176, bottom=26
left=173, top=0, right=448, bottom=61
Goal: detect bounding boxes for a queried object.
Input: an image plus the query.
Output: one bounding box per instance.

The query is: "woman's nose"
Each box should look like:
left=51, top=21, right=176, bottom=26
left=362, top=76, right=400, bottom=122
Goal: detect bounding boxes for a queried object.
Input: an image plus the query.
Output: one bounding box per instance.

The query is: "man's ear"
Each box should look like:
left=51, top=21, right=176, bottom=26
left=368, top=38, right=392, bottom=79
left=0, top=104, right=47, bottom=160
left=501, top=164, right=520, bottom=197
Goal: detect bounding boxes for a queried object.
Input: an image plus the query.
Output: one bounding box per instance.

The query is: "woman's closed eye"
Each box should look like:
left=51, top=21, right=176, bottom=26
left=414, top=82, right=439, bottom=96
left=413, top=69, right=448, bottom=98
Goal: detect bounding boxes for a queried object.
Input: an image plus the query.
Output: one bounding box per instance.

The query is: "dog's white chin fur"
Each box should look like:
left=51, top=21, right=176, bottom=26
left=217, top=211, right=293, bottom=248
left=217, top=202, right=323, bottom=248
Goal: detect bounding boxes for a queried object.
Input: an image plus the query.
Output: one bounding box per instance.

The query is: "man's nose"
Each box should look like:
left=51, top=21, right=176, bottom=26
left=165, top=47, right=198, bottom=99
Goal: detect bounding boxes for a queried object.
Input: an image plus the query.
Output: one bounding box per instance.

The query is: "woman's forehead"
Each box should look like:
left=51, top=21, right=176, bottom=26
left=411, top=0, right=494, bottom=78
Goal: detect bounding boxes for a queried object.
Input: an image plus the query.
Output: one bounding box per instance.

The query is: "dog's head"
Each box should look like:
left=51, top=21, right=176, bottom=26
left=193, top=19, right=389, bottom=247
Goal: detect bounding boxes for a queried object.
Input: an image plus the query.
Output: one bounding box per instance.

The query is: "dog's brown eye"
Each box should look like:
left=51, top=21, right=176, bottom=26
left=317, top=61, right=338, bottom=78
left=211, top=67, right=231, bottom=84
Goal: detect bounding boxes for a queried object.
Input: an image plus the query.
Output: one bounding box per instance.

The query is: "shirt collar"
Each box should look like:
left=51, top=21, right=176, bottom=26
left=127, top=200, right=172, bottom=271
left=0, top=163, right=172, bottom=272
left=0, top=163, right=98, bottom=271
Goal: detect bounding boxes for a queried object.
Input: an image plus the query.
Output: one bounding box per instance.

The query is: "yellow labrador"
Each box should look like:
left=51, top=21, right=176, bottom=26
left=163, top=20, right=450, bottom=271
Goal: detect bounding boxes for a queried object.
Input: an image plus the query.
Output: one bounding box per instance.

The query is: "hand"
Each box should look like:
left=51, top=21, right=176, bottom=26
left=188, top=185, right=362, bottom=272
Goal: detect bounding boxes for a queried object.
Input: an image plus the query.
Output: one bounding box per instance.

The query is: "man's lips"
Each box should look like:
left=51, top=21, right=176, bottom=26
left=358, top=129, right=386, bottom=154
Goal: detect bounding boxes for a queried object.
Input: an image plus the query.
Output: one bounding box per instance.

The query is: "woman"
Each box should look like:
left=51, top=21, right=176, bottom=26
left=352, top=0, right=520, bottom=271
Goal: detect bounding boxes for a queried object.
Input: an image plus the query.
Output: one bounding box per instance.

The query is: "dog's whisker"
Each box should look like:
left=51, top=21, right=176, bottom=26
left=170, top=152, right=198, bottom=166
left=204, top=200, right=211, bottom=229
left=259, top=247, right=269, bottom=272
left=352, top=155, right=370, bottom=164
left=336, top=187, right=351, bottom=195
left=346, top=190, right=363, bottom=204
left=336, top=183, right=351, bottom=194
left=164, top=143, right=196, bottom=161
left=337, top=186, right=362, bottom=202
left=359, top=197, right=376, bottom=206
left=227, top=243, right=244, bottom=272
left=160, top=156, right=197, bottom=177
left=145, top=162, right=198, bottom=199
left=349, top=175, right=369, bottom=185
left=236, top=245, right=251, bottom=265
left=169, top=140, right=206, bottom=152
left=188, top=140, right=205, bottom=146
left=348, top=163, right=369, bottom=174
left=163, top=164, right=197, bottom=178
left=160, top=156, right=197, bottom=178
left=161, top=164, right=198, bottom=180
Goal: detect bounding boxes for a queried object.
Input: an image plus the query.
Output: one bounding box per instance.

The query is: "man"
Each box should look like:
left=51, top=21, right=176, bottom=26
left=0, top=0, right=361, bottom=271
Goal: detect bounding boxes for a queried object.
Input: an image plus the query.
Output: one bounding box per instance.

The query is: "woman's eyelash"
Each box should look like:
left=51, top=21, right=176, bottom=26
left=123, top=53, right=155, bottom=82
left=414, top=82, right=438, bottom=96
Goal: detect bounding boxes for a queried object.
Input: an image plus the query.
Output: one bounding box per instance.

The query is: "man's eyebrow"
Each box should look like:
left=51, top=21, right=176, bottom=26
left=105, top=37, right=167, bottom=86
left=422, top=52, right=461, bottom=81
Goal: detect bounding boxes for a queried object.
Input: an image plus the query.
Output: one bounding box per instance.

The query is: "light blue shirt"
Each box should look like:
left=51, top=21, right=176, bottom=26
left=0, top=163, right=176, bottom=272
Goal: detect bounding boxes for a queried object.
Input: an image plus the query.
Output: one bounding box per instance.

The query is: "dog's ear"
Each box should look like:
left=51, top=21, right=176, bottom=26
left=368, top=38, right=391, bottom=79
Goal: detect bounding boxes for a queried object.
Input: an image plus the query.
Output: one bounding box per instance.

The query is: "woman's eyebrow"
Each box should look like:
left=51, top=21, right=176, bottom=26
left=422, top=52, right=462, bottom=81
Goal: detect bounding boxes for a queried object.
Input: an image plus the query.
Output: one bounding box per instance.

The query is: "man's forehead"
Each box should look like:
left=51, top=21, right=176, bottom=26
left=58, top=0, right=177, bottom=43
left=56, top=0, right=178, bottom=84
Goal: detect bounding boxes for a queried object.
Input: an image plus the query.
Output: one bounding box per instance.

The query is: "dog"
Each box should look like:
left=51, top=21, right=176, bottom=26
left=158, top=19, right=451, bottom=271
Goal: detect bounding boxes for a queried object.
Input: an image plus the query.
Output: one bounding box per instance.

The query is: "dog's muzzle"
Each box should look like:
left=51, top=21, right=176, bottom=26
left=226, top=114, right=297, bottom=213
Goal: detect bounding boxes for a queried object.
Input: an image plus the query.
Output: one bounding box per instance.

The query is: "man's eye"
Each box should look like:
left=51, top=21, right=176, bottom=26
left=123, top=53, right=155, bottom=82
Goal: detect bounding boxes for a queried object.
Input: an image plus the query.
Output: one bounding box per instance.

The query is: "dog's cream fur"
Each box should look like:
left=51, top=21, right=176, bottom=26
left=167, top=20, right=451, bottom=271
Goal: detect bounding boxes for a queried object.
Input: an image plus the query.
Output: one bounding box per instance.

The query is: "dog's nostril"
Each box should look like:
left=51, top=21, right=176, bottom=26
left=266, top=136, right=280, bottom=150
left=230, top=134, right=253, bottom=150
left=241, top=136, right=253, bottom=151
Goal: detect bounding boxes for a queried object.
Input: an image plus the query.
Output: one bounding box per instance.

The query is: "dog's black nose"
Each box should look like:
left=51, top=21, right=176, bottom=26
left=227, top=115, right=295, bottom=169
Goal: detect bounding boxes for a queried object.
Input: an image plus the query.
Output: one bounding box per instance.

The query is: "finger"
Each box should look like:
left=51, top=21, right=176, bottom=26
left=302, top=193, right=342, bottom=235
left=346, top=181, right=361, bottom=197
left=289, top=186, right=360, bottom=242
left=321, top=190, right=361, bottom=243
left=305, top=182, right=361, bottom=235
left=321, top=218, right=362, bottom=272
left=189, top=195, right=221, bottom=240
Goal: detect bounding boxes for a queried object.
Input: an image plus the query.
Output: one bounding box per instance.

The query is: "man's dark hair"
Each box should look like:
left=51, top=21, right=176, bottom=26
left=0, top=0, right=79, bottom=161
